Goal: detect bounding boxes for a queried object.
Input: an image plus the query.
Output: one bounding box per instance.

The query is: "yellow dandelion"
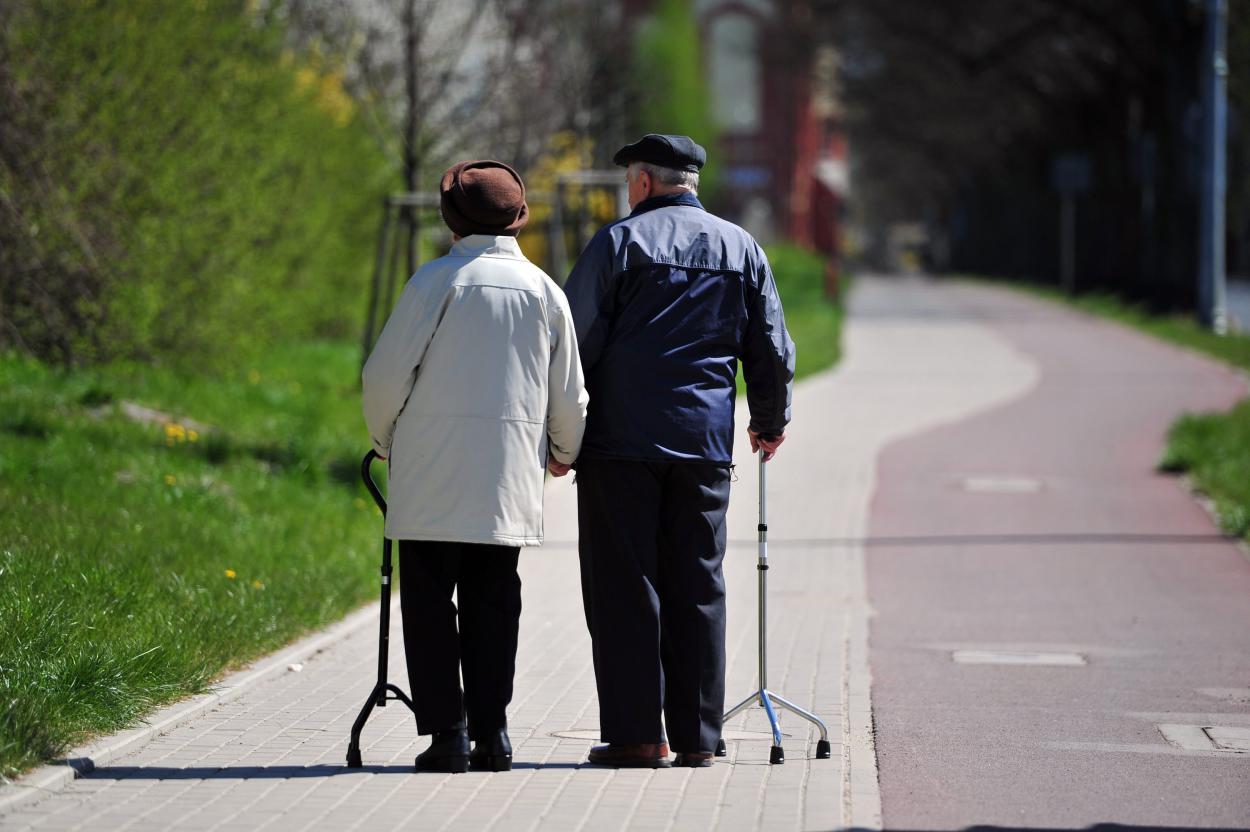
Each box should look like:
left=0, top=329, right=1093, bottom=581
left=251, top=579, right=264, bottom=590
left=248, top=370, right=261, bottom=385
left=225, top=569, right=237, bottom=579
left=188, top=429, right=199, bottom=443
left=164, top=474, right=176, bottom=486
left=164, top=423, right=187, bottom=440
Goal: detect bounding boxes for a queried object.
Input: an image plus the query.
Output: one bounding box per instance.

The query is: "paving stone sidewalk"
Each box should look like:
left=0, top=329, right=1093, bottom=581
left=0, top=276, right=1040, bottom=831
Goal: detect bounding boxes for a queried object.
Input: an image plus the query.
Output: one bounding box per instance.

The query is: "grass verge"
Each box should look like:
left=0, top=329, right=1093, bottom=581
left=982, top=279, right=1250, bottom=540
left=0, top=342, right=379, bottom=778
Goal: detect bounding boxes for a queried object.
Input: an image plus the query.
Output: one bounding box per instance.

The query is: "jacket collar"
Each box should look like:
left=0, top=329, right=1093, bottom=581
left=629, top=191, right=704, bottom=217
left=450, top=234, right=526, bottom=258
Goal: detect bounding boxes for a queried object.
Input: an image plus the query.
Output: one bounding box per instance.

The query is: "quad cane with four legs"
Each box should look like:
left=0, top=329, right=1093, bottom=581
left=715, top=449, right=833, bottom=765
left=345, top=449, right=417, bottom=768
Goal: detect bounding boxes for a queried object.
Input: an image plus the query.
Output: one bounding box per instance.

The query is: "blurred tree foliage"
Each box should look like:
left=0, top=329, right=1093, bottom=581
left=630, top=0, right=720, bottom=202
left=825, top=0, right=1243, bottom=310
left=0, top=0, right=392, bottom=368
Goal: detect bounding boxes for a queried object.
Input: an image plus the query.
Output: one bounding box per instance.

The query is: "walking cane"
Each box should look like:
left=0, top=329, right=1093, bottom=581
left=345, top=449, right=417, bottom=768
left=715, top=448, right=833, bottom=764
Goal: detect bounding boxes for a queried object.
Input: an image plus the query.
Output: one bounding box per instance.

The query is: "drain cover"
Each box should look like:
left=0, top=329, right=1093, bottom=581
left=960, top=477, right=1044, bottom=494
left=952, top=650, right=1086, bottom=666
left=1158, top=724, right=1250, bottom=753
left=1205, top=726, right=1250, bottom=752
left=549, top=728, right=788, bottom=741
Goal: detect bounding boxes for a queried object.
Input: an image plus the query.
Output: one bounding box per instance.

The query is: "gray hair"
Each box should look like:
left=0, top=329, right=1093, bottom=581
left=629, top=161, right=699, bottom=195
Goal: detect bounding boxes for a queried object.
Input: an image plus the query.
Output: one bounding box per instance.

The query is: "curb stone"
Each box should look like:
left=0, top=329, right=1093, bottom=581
left=0, top=601, right=383, bottom=816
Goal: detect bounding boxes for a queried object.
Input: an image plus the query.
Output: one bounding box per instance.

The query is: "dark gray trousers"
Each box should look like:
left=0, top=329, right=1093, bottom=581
left=576, top=457, right=731, bottom=754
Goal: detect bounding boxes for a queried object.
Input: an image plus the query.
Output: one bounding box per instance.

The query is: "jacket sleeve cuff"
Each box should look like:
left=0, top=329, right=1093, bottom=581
left=370, top=435, right=391, bottom=459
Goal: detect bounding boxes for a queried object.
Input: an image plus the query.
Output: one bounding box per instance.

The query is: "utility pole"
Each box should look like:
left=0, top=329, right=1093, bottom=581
left=1199, top=0, right=1229, bottom=334
left=403, top=0, right=421, bottom=279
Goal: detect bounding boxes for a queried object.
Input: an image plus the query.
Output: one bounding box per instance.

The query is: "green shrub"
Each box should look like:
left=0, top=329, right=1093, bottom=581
left=768, top=244, right=844, bottom=380
left=0, top=0, right=393, bottom=370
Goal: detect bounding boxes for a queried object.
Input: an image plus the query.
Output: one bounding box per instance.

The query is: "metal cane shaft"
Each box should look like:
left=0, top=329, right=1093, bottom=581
left=376, top=538, right=393, bottom=705
left=758, top=451, right=768, bottom=690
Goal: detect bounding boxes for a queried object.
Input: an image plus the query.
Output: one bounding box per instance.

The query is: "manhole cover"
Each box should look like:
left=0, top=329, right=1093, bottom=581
left=549, top=729, right=789, bottom=742
left=960, top=477, right=1044, bottom=494
left=952, top=650, right=1086, bottom=666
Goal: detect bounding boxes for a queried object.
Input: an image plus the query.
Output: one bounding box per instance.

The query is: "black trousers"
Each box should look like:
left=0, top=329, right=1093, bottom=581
left=398, top=540, right=521, bottom=739
left=576, top=457, right=731, bottom=754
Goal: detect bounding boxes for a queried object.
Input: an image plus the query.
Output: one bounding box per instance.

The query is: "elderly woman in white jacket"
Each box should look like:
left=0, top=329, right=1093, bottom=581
left=362, top=160, right=587, bottom=774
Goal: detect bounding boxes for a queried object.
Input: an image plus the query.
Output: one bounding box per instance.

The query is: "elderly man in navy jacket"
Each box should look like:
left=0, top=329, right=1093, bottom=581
left=563, top=134, right=796, bottom=768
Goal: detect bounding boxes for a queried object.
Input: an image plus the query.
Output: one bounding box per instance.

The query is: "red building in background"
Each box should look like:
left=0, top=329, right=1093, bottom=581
left=622, top=0, right=847, bottom=277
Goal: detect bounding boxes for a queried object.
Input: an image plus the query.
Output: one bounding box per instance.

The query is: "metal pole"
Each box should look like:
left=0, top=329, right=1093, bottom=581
left=403, top=0, right=421, bottom=279
left=1060, top=194, right=1076, bottom=295
left=361, top=199, right=395, bottom=365
left=757, top=451, right=768, bottom=691
left=1199, top=0, right=1229, bottom=334
left=550, top=183, right=569, bottom=281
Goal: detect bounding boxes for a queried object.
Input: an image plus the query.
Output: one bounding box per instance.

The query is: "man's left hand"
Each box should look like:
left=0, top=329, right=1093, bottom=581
left=548, top=455, right=572, bottom=477
left=748, top=428, right=786, bottom=462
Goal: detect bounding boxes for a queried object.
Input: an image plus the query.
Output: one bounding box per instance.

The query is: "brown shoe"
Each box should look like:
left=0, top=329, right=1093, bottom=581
left=672, top=751, right=714, bottom=768
left=587, top=742, right=671, bottom=768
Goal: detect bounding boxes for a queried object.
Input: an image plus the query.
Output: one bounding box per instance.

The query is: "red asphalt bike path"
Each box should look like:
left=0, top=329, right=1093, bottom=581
left=864, top=280, right=1250, bottom=830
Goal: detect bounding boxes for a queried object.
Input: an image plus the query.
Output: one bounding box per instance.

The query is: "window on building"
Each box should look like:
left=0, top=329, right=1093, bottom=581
left=709, top=13, right=760, bottom=132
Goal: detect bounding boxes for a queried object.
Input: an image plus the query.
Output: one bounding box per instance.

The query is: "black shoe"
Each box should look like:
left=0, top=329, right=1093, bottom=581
left=469, top=728, right=513, bottom=772
left=415, top=728, right=469, bottom=773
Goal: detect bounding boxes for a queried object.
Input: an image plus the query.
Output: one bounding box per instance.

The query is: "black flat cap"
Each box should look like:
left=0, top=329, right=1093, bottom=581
left=612, top=133, right=706, bottom=172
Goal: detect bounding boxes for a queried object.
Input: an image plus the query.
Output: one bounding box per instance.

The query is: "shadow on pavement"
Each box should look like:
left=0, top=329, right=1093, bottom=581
left=543, top=533, right=1235, bottom=551
left=866, top=828, right=1250, bottom=832
left=76, top=762, right=589, bottom=780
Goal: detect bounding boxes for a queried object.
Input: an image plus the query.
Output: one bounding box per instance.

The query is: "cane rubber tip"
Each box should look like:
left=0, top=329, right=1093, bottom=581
left=346, top=748, right=363, bottom=768
left=714, top=738, right=727, bottom=757
left=815, top=739, right=832, bottom=759
left=769, top=745, right=785, bottom=765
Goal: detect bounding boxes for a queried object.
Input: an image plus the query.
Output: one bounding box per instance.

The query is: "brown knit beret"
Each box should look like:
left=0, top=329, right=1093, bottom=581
left=439, top=160, right=529, bottom=238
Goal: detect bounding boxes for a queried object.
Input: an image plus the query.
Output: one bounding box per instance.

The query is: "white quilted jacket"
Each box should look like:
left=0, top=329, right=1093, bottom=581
left=362, top=235, right=587, bottom=546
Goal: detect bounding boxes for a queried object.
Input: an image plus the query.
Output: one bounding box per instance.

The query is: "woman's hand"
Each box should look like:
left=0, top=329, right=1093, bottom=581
left=547, top=455, right=572, bottom=477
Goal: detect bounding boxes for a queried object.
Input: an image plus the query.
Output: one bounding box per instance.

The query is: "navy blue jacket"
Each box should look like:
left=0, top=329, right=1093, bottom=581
left=563, top=192, right=796, bottom=464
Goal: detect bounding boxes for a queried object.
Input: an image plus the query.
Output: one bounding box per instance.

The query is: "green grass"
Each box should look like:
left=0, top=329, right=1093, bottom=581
left=1160, top=402, right=1250, bottom=538
left=981, top=278, right=1250, bottom=540
left=0, top=343, right=379, bottom=778
left=766, top=244, right=845, bottom=382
